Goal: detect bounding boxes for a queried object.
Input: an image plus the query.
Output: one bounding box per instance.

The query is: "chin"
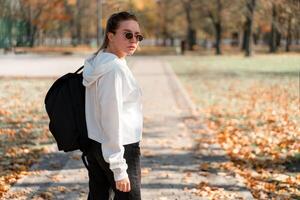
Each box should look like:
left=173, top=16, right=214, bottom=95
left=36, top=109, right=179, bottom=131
left=127, top=50, right=136, bottom=56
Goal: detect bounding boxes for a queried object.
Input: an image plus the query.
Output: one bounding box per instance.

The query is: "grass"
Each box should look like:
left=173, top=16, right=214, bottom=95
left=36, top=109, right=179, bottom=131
left=167, top=54, right=300, bottom=199
left=167, top=54, right=299, bottom=106
left=171, top=54, right=299, bottom=71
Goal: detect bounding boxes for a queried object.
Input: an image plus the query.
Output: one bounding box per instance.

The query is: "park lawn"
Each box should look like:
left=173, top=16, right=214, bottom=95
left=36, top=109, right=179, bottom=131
left=0, top=78, right=55, bottom=197
left=167, top=54, right=300, bottom=199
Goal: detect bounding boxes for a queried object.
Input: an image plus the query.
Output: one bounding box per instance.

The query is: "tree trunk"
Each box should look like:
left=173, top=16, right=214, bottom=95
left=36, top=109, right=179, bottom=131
left=245, top=0, right=256, bottom=57
left=162, top=25, right=168, bottom=46
left=188, top=28, right=196, bottom=50
left=28, top=3, right=34, bottom=47
left=29, top=25, right=37, bottom=47
left=253, top=27, right=261, bottom=45
left=285, top=15, right=292, bottom=52
left=296, top=29, right=300, bottom=45
left=276, top=30, right=281, bottom=47
left=59, top=27, right=64, bottom=46
left=96, top=0, right=102, bottom=47
left=253, top=33, right=259, bottom=45
left=170, top=37, right=174, bottom=46
left=155, top=33, right=160, bottom=46
left=41, top=30, right=45, bottom=46
left=184, top=1, right=195, bottom=50
left=71, top=19, right=77, bottom=46
left=162, top=2, right=168, bottom=47
left=208, top=0, right=222, bottom=55
left=215, top=0, right=222, bottom=55
left=269, top=3, right=278, bottom=53
left=231, top=32, right=239, bottom=46
left=186, top=27, right=193, bottom=50
left=75, top=0, right=82, bottom=45
left=215, top=22, right=222, bottom=55
left=64, top=0, right=77, bottom=46
left=241, top=27, right=247, bottom=50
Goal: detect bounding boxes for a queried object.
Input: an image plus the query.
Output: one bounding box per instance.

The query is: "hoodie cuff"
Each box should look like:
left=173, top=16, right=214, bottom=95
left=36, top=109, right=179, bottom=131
left=113, top=170, right=129, bottom=182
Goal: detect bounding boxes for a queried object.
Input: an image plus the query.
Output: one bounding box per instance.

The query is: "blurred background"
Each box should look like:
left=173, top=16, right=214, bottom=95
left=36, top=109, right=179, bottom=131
left=0, top=0, right=299, bottom=56
left=0, top=0, right=299, bottom=199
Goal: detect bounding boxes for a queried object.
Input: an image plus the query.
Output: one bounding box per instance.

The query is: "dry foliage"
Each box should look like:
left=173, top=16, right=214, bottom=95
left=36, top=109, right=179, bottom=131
left=187, top=77, right=299, bottom=199
left=0, top=78, right=54, bottom=198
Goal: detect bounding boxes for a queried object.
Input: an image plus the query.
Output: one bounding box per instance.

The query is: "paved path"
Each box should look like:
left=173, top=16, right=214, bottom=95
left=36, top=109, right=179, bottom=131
left=1, top=54, right=253, bottom=199
left=0, top=54, right=85, bottom=77
left=133, top=57, right=200, bottom=199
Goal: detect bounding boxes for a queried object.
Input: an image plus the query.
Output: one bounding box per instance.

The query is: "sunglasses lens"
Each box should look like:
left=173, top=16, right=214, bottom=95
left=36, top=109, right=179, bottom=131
left=137, top=35, right=144, bottom=42
left=125, top=32, right=133, bottom=39
left=124, top=32, right=144, bottom=42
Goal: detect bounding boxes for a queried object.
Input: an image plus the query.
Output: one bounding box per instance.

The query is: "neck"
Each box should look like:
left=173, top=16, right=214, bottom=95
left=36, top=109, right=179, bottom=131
left=105, top=45, right=126, bottom=59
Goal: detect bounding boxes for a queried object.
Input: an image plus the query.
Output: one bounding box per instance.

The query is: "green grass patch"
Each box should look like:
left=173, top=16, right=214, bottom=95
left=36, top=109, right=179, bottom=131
left=169, top=54, right=300, bottom=73
left=166, top=54, right=299, bottom=108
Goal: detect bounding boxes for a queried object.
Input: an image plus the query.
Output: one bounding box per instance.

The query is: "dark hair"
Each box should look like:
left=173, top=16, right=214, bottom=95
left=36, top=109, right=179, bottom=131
left=95, top=11, right=138, bottom=54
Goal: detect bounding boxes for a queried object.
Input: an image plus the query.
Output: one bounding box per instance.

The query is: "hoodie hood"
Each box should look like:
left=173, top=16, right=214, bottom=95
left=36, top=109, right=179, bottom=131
left=83, top=51, right=126, bottom=87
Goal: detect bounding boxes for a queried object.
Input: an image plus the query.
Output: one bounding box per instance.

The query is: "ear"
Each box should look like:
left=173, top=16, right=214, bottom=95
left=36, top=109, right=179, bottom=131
left=107, top=32, right=114, bottom=42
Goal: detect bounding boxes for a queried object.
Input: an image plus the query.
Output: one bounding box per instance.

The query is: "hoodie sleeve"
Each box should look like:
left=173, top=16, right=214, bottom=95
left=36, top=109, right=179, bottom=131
left=97, top=66, right=128, bottom=182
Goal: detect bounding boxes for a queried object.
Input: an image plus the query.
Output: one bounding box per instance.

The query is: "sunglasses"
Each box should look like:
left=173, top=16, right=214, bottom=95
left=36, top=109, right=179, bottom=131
left=123, top=32, right=144, bottom=42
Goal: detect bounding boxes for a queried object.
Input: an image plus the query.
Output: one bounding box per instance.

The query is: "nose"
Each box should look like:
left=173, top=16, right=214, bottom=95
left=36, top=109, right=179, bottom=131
left=129, top=36, right=138, bottom=43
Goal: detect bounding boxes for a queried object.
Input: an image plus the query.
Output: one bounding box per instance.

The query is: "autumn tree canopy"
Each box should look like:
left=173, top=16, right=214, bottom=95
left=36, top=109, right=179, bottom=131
left=0, top=0, right=299, bottom=54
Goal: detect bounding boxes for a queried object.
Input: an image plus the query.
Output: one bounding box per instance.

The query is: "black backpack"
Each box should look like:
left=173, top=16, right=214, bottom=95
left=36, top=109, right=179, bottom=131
left=44, top=66, right=91, bottom=154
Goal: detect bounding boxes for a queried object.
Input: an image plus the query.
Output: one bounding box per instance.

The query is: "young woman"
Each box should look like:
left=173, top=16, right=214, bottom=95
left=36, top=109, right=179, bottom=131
left=82, top=12, right=144, bottom=199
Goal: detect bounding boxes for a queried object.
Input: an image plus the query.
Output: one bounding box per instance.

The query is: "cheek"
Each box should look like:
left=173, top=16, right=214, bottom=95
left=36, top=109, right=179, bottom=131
left=121, top=41, right=131, bottom=51
left=115, top=37, right=128, bottom=48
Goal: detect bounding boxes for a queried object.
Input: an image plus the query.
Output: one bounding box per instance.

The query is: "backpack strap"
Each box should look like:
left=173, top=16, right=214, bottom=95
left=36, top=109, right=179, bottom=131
left=75, top=65, right=84, bottom=74
left=81, top=151, right=89, bottom=170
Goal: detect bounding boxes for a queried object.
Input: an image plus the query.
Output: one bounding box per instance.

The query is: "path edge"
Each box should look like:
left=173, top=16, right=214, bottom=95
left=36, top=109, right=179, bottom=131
left=162, top=60, right=254, bottom=200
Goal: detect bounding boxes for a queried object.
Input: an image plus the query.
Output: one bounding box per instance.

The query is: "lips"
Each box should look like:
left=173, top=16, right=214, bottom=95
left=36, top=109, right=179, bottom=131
left=128, top=46, right=136, bottom=49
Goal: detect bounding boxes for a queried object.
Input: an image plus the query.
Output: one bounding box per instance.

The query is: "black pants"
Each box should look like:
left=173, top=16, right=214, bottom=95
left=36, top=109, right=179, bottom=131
left=84, top=140, right=141, bottom=200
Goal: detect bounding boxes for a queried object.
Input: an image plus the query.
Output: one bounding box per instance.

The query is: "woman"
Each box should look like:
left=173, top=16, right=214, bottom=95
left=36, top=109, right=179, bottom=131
left=82, top=11, right=144, bottom=199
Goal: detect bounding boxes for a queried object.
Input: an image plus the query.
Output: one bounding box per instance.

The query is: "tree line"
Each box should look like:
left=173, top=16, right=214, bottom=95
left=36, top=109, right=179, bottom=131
left=0, top=0, right=299, bottom=56
left=158, top=0, right=300, bottom=56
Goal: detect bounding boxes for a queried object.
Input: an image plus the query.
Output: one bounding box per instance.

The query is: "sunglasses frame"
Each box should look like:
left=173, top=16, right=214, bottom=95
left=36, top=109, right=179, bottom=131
left=123, top=32, right=144, bottom=42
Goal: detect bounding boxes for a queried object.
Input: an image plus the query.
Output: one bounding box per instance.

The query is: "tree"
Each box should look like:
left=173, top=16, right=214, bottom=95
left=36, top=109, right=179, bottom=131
left=270, top=2, right=278, bottom=52
left=155, top=0, right=178, bottom=46
left=283, top=0, right=300, bottom=52
left=181, top=0, right=196, bottom=50
left=16, top=0, right=71, bottom=47
left=285, top=14, right=292, bottom=51
left=0, top=0, right=13, bottom=48
left=207, top=0, right=223, bottom=55
left=244, top=0, right=256, bottom=57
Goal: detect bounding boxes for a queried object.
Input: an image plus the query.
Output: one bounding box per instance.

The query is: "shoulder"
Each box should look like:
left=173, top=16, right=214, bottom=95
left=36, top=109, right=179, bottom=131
left=106, top=59, right=127, bottom=76
left=97, top=61, right=126, bottom=84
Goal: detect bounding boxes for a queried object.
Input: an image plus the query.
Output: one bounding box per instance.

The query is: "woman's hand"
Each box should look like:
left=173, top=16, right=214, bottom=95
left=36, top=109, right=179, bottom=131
left=116, top=177, right=131, bottom=192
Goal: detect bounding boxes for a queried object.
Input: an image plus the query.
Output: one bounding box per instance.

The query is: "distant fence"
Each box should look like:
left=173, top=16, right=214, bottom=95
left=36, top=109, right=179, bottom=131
left=1, top=26, right=299, bottom=49
left=0, top=18, right=30, bottom=49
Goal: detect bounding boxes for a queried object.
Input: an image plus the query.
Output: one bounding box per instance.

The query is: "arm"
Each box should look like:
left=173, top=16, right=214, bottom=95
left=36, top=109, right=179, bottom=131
left=97, top=67, right=128, bottom=181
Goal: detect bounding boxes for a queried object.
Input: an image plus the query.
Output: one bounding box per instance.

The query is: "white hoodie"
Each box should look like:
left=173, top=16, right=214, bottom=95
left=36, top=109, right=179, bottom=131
left=82, top=51, right=143, bottom=181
